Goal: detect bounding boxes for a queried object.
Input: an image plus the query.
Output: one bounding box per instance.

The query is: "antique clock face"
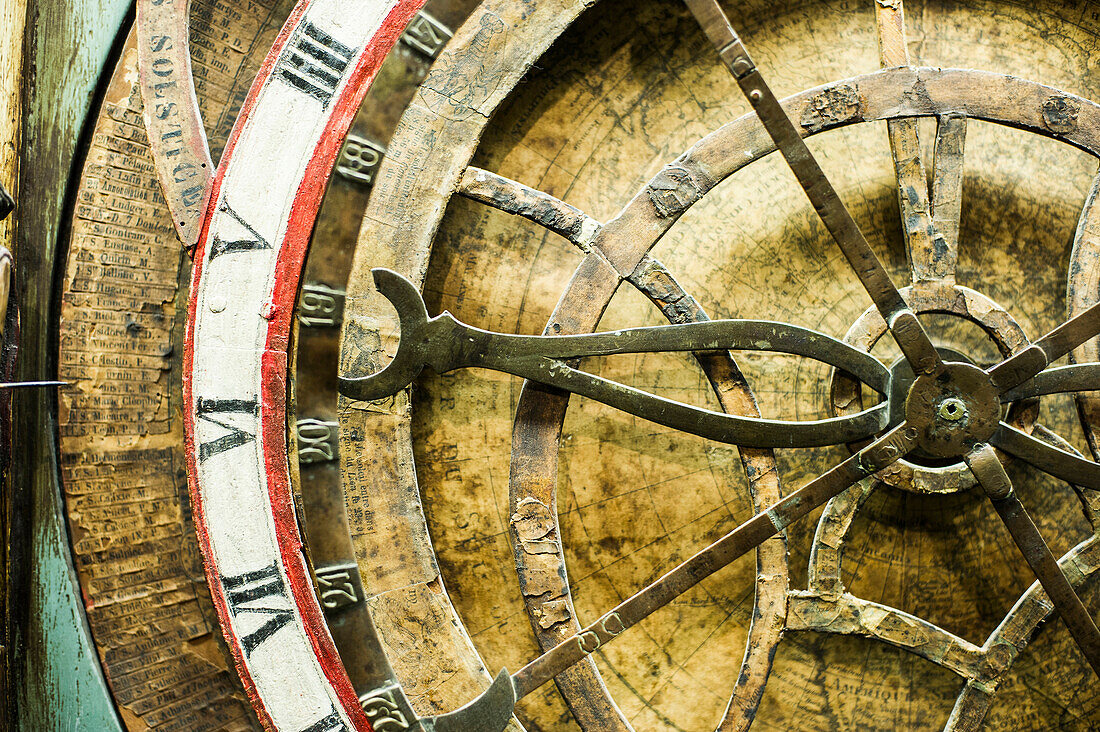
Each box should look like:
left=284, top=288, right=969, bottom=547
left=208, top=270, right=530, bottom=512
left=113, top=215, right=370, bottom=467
left=54, top=0, right=1100, bottom=730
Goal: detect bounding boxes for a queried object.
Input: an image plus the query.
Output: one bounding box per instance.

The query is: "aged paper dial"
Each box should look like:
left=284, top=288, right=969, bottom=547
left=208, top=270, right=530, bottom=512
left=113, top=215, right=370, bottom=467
left=336, top=0, right=1100, bottom=729
left=55, top=0, right=1100, bottom=730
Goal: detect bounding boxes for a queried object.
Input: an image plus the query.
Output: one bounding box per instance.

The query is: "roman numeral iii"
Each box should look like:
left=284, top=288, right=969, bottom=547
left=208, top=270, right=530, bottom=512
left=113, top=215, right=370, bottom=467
left=275, top=21, right=355, bottom=108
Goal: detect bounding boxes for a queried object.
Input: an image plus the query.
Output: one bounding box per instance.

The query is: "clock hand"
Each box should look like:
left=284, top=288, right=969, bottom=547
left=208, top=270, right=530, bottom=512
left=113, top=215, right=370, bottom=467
left=965, top=444, right=1100, bottom=679
left=998, top=363, right=1100, bottom=402
left=988, top=299, right=1100, bottom=393
left=682, top=0, right=944, bottom=379
left=339, top=268, right=892, bottom=449
left=990, top=422, right=1100, bottom=491
left=420, top=422, right=918, bottom=732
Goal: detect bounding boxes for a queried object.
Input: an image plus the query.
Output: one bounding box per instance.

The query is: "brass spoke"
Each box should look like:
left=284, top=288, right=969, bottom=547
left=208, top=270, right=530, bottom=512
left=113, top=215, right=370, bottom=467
left=988, top=300, right=1100, bottom=393
left=929, top=114, right=967, bottom=283
left=965, top=445, right=1100, bottom=679
left=506, top=422, right=918, bottom=700
left=875, top=0, right=909, bottom=68
left=683, top=0, right=944, bottom=377
left=889, top=116, right=937, bottom=283
left=456, top=166, right=602, bottom=248
left=1000, top=363, right=1100, bottom=402
left=991, top=422, right=1100, bottom=490
left=875, top=0, right=947, bottom=286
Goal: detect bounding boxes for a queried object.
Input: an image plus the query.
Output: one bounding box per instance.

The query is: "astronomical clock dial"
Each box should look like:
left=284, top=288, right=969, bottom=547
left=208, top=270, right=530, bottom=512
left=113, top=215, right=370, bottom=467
left=53, top=0, right=1100, bottom=730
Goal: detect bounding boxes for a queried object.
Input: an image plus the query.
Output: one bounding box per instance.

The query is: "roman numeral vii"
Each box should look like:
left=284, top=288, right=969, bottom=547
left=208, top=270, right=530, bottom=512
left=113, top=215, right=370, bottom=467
left=222, top=561, right=294, bottom=657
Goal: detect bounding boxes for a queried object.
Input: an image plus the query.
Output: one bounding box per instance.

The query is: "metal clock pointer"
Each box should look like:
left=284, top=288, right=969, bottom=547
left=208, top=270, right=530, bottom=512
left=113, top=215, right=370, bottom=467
left=339, top=1, right=1100, bottom=728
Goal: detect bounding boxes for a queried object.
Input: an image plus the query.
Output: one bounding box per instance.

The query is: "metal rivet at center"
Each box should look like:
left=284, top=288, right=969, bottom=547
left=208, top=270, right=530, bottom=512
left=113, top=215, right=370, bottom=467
left=938, top=398, right=967, bottom=422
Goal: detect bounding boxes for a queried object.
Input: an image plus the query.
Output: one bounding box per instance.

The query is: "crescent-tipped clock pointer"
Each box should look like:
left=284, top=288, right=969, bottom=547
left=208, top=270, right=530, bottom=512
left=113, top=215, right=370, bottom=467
left=336, top=3, right=1100, bottom=726
left=340, top=267, right=893, bottom=449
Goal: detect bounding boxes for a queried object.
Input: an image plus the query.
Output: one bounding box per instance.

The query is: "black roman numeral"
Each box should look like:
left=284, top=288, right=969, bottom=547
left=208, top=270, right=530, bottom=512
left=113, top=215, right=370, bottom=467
left=300, top=711, right=348, bottom=732
left=275, top=21, right=354, bottom=108
left=196, top=397, right=258, bottom=462
left=209, top=200, right=271, bottom=261
left=223, top=561, right=294, bottom=657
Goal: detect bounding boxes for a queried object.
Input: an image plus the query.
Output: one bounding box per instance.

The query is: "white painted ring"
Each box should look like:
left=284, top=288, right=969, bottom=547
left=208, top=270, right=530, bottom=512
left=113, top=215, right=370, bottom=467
left=183, top=2, right=423, bottom=729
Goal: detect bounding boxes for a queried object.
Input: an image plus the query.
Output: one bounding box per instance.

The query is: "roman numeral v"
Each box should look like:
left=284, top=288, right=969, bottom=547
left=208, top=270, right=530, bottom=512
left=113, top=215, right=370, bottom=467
left=196, top=397, right=258, bottom=462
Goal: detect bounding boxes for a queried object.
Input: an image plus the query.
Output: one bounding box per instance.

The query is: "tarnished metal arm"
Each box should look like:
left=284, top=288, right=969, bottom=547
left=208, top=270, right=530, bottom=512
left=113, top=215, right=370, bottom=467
left=420, top=423, right=917, bottom=731
left=339, top=269, right=891, bottom=448
left=988, top=300, right=1100, bottom=393
left=682, top=0, right=943, bottom=378
left=990, top=422, right=1100, bottom=491
left=965, top=444, right=1100, bottom=679
left=993, top=363, right=1100, bottom=490
left=999, top=363, right=1100, bottom=402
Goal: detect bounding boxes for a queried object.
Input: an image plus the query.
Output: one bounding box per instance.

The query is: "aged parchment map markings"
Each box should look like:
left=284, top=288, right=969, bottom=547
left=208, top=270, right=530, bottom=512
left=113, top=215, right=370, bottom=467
left=326, top=0, right=1100, bottom=729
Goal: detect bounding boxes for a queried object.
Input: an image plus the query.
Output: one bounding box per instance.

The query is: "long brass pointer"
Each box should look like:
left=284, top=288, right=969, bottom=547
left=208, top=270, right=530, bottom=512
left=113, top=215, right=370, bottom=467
left=338, top=0, right=1100, bottom=723
left=340, top=268, right=891, bottom=449
left=682, top=0, right=944, bottom=378
left=966, top=445, right=1100, bottom=678
left=412, top=424, right=918, bottom=731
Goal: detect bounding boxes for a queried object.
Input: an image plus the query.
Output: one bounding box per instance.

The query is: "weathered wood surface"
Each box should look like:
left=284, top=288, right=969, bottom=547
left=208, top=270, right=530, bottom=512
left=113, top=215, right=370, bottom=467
left=54, top=2, right=297, bottom=729
left=11, top=0, right=133, bottom=729
left=8, top=2, right=136, bottom=731
left=0, top=0, right=24, bottom=253
left=57, top=33, right=255, bottom=732
left=340, top=0, right=1100, bottom=729
left=137, top=0, right=213, bottom=251
left=40, top=0, right=1100, bottom=729
left=0, top=1, right=25, bottom=726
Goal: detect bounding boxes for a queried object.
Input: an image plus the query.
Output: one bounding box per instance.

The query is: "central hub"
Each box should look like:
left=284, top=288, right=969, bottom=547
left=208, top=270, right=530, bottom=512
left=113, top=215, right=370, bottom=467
left=904, top=362, right=1001, bottom=459
left=938, top=398, right=967, bottom=422
left=832, top=286, right=1034, bottom=493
